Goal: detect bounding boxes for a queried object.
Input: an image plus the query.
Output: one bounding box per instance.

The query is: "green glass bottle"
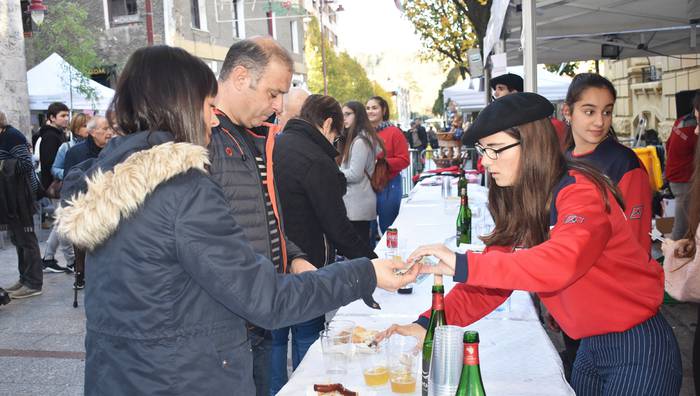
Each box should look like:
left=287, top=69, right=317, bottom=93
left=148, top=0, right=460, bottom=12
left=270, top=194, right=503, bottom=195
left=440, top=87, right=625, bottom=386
left=457, top=168, right=467, bottom=198
left=456, top=189, right=472, bottom=246
left=456, top=331, right=486, bottom=396
left=421, top=277, right=447, bottom=396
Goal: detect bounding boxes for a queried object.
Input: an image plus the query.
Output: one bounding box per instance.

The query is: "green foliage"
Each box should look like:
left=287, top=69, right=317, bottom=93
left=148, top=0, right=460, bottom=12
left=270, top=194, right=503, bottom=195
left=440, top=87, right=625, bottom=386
left=433, top=67, right=461, bottom=116
left=30, top=1, right=100, bottom=108
left=305, top=17, right=375, bottom=105
left=545, top=62, right=579, bottom=77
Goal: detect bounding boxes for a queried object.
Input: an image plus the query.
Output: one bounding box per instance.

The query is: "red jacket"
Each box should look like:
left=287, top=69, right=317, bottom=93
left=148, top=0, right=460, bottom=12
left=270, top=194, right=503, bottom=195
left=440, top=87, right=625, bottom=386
left=419, top=170, right=663, bottom=339
left=666, top=113, right=698, bottom=183
left=377, top=125, right=409, bottom=179
left=569, top=137, right=652, bottom=253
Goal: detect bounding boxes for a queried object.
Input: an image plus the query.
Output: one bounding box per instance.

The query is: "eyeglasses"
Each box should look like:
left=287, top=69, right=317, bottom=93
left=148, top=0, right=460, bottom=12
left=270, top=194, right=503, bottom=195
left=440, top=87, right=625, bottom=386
left=474, top=141, right=521, bottom=160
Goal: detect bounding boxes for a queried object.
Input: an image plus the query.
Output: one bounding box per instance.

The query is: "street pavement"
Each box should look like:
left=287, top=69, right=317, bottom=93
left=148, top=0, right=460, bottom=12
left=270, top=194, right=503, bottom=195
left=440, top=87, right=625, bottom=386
left=0, top=229, right=697, bottom=395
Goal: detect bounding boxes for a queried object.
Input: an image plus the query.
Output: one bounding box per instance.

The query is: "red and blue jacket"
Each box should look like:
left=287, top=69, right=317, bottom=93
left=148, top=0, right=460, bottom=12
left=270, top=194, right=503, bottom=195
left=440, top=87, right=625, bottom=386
left=418, top=170, right=663, bottom=339
left=569, top=137, right=652, bottom=253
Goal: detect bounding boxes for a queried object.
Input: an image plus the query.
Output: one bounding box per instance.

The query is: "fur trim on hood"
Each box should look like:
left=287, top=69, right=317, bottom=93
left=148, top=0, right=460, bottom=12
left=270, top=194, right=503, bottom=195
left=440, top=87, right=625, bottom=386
left=56, top=142, right=209, bottom=251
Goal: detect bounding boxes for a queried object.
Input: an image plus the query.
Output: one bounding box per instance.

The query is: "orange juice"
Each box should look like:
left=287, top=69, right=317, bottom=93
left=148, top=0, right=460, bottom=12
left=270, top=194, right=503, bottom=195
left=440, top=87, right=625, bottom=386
left=363, top=366, right=389, bottom=386
left=390, top=369, right=416, bottom=393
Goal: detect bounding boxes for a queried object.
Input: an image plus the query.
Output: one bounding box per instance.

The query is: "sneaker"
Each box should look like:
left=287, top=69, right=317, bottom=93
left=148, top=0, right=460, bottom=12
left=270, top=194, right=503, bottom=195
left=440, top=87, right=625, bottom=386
left=42, top=258, right=68, bottom=273
left=5, top=281, right=23, bottom=292
left=74, top=272, right=85, bottom=290
left=8, top=285, right=42, bottom=299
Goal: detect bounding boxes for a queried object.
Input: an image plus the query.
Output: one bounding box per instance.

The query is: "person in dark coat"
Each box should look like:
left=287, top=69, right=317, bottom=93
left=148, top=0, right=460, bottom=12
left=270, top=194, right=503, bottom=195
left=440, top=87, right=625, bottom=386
left=56, top=45, right=419, bottom=396
left=272, top=95, right=379, bottom=388
left=37, top=102, right=69, bottom=191
left=63, top=116, right=113, bottom=174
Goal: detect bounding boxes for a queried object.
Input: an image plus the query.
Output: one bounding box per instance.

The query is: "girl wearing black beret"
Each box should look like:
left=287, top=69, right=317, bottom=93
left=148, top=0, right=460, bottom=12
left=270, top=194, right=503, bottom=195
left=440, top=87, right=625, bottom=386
left=383, top=92, right=682, bottom=395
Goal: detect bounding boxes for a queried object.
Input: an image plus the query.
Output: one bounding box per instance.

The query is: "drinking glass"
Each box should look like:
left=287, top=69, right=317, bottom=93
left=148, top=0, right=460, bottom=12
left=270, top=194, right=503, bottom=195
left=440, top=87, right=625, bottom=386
left=387, top=335, right=419, bottom=394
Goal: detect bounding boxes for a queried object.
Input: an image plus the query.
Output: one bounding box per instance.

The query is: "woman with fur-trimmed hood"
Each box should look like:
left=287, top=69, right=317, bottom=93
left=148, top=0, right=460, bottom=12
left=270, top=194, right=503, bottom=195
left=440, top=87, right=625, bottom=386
left=56, top=46, right=420, bottom=396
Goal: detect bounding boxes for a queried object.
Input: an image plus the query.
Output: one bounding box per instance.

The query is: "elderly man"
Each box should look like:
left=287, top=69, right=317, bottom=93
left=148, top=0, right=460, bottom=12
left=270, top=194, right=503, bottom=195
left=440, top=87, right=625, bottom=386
left=209, top=37, right=315, bottom=396
left=277, top=86, right=310, bottom=129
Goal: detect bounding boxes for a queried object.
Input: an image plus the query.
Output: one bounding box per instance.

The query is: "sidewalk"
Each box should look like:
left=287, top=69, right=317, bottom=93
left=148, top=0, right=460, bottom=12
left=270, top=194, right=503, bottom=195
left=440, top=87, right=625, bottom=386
left=0, top=233, right=697, bottom=395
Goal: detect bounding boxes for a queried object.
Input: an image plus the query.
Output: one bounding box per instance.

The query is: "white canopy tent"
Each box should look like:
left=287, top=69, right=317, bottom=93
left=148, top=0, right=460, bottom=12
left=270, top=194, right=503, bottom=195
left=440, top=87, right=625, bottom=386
left=27, top=53, right=115, bottom=112
left=443, top=66, right=572, bottom=111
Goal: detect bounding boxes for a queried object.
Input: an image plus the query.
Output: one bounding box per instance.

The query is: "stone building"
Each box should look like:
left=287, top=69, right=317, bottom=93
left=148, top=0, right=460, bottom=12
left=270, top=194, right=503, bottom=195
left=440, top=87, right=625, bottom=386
left=0, top=1, right=31, bottom=135
left=601, top=53, right=700, bottom=140
left=25, top=0, right=308, bottom=87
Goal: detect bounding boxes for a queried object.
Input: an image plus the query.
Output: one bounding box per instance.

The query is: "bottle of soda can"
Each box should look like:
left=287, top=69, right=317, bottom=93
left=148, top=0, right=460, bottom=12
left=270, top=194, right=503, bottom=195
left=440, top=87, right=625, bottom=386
left=386, top=227, right=398, bottom=249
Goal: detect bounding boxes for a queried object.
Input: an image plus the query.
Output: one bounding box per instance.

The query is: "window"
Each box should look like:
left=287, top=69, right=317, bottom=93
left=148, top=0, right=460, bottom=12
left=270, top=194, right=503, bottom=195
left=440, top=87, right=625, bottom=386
left=107, top=0, right=138, bottom=25
left=266, top=11, right=277, bottom=39
left=191, top=0, right=207, bottom=31
left=290, top=20, right=299, bottom=54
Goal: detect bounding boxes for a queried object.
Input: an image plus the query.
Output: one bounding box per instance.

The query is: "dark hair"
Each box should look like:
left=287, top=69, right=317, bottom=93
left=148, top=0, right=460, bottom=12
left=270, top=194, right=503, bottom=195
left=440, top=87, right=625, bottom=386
left=676, top=90, right=700, bottom=259
left=219, top=37, right=294, bottom=86
left=563, top=73, right=618, bottom=150
left=47, top=102, right=69, bottom=121
left=368, top=96, right=390, bottom=121
left=298, top=95, right=344, bottom=136
left=111, top=46, right=217, bottom=147
left=484, top=118, right=624, bottom=248
left=340, top=101, right=384, bottom=165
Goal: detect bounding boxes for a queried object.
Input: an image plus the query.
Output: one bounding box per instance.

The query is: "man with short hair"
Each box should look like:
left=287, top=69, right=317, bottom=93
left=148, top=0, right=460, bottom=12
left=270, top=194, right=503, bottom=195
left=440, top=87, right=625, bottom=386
left=38, top=102, right=70, bottom=191
left=209, top=37, right=314, bottom=396
left=490, top=72, right=524, bottom=99
left=0, top=110, right=43, bottom=299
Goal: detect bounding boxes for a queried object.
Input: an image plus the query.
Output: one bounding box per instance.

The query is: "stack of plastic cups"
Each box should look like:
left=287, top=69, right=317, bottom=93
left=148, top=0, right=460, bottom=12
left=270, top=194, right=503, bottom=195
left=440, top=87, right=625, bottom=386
left=429, top=325, right=464, bottom=395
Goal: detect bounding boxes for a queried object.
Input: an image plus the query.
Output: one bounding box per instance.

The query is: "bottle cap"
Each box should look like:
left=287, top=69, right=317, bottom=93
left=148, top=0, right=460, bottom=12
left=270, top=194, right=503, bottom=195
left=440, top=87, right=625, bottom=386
left=463, top=330, right=479, bottom=343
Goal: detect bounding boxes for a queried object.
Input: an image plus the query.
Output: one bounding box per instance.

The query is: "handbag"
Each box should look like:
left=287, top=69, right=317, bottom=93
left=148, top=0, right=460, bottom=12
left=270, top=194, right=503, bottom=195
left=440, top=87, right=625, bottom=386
left=365, top=149, right=390, bottom=193
left=663, top=229, right=700, bottom=303
left=45, top=179, right=63, bottom=199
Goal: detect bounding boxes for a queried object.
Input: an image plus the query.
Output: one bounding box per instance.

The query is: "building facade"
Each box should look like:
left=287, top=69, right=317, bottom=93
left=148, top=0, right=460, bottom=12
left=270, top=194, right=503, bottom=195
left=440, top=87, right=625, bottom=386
left=25, top=0, right=307, bottom=86
left=601, top=54, right=700, bottom=140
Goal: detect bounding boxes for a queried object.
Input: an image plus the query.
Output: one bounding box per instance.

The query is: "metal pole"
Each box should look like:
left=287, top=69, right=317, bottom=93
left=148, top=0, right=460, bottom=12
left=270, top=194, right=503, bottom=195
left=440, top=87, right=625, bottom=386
left=320, top=2, right=328, bottom=95
left=145, top=0, right=154, bottom=45
left=522, top=0, right=537, bottom=92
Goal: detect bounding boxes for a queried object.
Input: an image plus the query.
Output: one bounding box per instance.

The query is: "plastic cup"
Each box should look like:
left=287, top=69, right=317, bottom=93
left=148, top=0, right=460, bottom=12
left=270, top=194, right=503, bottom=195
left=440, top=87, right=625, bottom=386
left=320, top=329, right=352, bottom=380
left=361, top=339, right=389, bottom=387
left=429, top=325, right=464, bottom=395
left=387, top=335, right=419, bottom=394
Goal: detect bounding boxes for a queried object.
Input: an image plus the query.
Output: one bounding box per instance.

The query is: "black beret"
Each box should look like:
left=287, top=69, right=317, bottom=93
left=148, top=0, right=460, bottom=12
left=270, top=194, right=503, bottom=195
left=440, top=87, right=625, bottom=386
left=489, top=73, right=524, bottom=93
left=462, top=92, right=554, bottom=145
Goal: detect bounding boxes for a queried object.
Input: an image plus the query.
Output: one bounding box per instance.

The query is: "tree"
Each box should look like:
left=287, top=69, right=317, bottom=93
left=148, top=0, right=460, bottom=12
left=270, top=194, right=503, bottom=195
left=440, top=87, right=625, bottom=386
left=433, top=66, right=461, bottom=116
left=545, top=62, right=579, bottom=77
left=402, top=0, right=491, bottom=79
left=305, top=17, right=375, bottom=104
left=27, top=1, right=100, bottom=107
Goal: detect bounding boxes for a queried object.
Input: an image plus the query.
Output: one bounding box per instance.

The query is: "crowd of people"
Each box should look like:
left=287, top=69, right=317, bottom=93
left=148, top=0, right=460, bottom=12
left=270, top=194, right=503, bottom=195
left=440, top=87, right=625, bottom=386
left=0, top=35, right=699, bottom=396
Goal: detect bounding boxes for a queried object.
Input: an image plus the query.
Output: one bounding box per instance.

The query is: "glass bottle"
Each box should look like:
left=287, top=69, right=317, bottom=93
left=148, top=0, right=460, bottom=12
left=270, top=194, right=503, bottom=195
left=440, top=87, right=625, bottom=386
left=455, top=331, right=486, bottom=396
left=456, top=189, right=472, bottom=246
left=421, top=276, right=447, bottom=395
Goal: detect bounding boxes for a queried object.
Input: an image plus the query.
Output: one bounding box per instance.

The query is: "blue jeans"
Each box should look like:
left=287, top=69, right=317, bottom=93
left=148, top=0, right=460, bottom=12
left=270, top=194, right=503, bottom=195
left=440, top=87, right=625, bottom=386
left=248, top=326, right=272, bottom=396
left=371, top=174, right=403, bottom=245
left=269, top=316, right=325, bottom=395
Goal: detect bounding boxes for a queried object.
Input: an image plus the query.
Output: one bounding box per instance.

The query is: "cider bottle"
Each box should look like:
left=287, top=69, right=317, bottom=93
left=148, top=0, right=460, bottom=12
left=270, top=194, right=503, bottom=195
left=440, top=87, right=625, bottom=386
left=455, top=331, right=486, bottom=396
left=421, top=276, right=447, bottom=395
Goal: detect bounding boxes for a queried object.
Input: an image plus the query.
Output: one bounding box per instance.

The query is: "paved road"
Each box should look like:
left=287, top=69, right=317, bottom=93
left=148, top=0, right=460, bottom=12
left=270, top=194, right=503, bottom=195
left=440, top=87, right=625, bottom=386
left=0, top=231, right=696, bottom=395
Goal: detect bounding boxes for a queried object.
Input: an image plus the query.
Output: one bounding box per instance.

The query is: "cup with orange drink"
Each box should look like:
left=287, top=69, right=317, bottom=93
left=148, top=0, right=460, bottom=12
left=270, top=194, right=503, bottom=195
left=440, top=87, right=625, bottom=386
left=387, top=334, right=419, bottom=393
left=360, top=339, right=389, bottom=388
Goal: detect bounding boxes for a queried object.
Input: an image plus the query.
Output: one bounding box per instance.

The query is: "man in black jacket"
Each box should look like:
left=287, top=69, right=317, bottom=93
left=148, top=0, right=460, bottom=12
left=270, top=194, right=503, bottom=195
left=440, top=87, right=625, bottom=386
left=38, top=102, right=69, bottom=191
left=0, top=111, right=43, bottom=299
left=209, top=37, right=314, bottom=396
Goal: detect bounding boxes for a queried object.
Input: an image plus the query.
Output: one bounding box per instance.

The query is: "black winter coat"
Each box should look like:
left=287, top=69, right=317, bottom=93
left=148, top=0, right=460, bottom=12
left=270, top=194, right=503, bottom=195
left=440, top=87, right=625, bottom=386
left=56, top=131, right=379, bottom=395
left=274, top=119, right=377, bottom=268
left=38, top=124, right=65, bottom=190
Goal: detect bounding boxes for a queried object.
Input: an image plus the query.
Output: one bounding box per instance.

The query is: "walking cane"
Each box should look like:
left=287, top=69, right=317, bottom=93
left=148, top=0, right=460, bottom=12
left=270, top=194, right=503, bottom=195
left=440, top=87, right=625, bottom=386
left=73, top=245, right=85, bottom=308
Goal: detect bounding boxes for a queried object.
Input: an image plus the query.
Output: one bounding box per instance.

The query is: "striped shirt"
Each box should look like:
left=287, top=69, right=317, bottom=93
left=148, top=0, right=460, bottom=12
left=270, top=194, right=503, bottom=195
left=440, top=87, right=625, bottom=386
left=255, top=155, right=282, bottom=268
left=0, top=126, right=39, bottom=193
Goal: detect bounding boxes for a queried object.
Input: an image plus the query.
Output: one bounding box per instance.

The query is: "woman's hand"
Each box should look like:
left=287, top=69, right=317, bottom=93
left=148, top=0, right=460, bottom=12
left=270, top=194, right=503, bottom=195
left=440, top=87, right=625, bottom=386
left=407, top=244, right=457, bottom=277
left=372, top=258, right=422, bottom=292
left=374, top=323, right=427, bottom=348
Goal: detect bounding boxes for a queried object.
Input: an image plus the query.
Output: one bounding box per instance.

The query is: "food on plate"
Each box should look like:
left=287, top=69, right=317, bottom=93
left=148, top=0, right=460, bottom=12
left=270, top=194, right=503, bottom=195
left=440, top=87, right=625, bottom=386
left=313, top=383, right=358, bottom=395
left=350, top=326, right=378, bottom=344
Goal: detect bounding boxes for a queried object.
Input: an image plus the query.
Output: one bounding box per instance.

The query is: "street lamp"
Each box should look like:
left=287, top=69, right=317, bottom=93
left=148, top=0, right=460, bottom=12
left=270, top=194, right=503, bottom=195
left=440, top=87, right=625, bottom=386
left=27, top=0, right=48, bottom=26
left=317, top=0, right=343, bottom=95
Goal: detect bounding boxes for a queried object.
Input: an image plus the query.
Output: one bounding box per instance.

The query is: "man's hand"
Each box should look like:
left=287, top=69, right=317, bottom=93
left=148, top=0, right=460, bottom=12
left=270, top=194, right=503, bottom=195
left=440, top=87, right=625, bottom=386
left=290, top=258, right=316, bottom=274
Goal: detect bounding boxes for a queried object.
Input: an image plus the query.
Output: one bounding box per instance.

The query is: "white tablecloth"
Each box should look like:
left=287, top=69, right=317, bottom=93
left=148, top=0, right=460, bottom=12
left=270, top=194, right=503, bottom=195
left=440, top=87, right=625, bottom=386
left=277, top=178, right=575, bottom=395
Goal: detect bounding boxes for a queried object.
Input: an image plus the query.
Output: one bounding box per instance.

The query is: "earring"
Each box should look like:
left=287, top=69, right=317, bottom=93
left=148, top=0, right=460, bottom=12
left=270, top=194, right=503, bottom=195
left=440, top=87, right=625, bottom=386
left=565, top=119, right=571, bottom=127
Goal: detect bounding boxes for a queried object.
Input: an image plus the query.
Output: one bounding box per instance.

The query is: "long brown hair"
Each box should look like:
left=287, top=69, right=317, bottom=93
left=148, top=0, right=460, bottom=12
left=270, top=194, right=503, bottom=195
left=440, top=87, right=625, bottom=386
left=339, top=101, right=384, bottom=165
left=675, top=91, right=700, bottom=258
left=483, top=118, right=624, bottom=247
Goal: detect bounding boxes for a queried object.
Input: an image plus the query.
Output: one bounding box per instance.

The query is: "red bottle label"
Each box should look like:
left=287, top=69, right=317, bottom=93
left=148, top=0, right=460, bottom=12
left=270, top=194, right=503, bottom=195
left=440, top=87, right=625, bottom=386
left=387, top=228, right=398, bottom=249
left=463, top=343, right=479, bottom=365
left=432, top=293, right=444, bottom=310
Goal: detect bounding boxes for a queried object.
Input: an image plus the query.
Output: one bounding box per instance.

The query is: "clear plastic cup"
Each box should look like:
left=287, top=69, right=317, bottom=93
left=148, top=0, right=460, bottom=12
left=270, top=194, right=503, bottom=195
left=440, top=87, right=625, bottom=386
left=387, top=335, right=419, bottom=394
left=319, top=329, right=352, bottom=380
left=361, top=339, right=389, bottom=387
